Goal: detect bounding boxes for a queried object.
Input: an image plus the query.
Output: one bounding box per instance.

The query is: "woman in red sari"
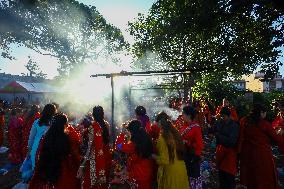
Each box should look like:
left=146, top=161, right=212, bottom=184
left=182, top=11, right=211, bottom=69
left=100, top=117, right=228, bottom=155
left=22, top=105, right=40, bottom=157
left=0, top=108, right=5, bottom=147
left=8, top=108, right=24, bottom=164
left=77, top=106, right=111, bottom=189
left=117, top=119, right=155, bottom=189
left=239, top=104, right=284, bottom=189
left=29, top=113, right=81, bottom=189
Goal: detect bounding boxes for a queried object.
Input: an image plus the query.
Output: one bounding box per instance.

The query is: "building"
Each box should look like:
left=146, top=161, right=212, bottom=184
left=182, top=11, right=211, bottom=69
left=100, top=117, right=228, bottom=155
left=243, top=72, right=284, bottom=92
left=232, top=80, right=246, bottom=91
left=0, top=80, right=59, bottom=104
left=0, top=72, right=48, bottom=88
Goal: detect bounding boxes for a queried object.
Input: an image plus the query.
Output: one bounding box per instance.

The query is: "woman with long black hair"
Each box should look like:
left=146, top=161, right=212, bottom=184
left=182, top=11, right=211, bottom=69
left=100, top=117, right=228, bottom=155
left=77, top=106, right=111, bottom=189
left=117, top=119, right=155, bottom=189
left=239, top=104, right=284, bottom=189
left=29, top=113, right=81, bottom=189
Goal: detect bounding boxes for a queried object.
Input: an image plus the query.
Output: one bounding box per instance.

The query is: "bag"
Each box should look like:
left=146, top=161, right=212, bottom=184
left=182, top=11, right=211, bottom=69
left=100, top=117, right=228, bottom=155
left=184, top=148, right=201, bottom=178
left=20, top=156, right=33, bottom=182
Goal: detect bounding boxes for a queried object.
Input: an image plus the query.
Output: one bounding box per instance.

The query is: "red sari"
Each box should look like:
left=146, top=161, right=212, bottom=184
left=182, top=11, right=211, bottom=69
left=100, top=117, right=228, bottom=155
left=239, top=118, right=284, bottom=189
left=29, top=125, right=81, bottom=189
left=8, top=116, right=23, bottom=164
left=22, top=112, right=40, bottom=157
left=82, top=121, right=111, bottom=189
left=0, top=114, right=4, bottom=146
left=121, top=142, right=155, bottom=189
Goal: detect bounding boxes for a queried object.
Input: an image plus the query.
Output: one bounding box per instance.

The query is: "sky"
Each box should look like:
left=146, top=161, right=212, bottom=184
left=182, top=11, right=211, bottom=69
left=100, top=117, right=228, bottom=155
left=0, top=0, right=283, bottom=78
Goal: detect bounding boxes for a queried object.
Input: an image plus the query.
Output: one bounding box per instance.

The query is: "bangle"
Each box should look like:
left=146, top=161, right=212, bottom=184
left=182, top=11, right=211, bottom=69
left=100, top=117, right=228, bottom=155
left=80, top=165, right=85, bottom=168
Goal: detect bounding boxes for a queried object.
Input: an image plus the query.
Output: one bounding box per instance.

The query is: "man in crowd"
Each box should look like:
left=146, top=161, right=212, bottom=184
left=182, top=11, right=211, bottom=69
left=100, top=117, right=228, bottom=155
left=215, top=107, right=240, bottom=189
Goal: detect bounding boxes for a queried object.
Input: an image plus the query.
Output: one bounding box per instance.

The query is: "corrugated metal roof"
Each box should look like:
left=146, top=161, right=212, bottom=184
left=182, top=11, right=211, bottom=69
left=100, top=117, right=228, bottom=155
left=11, top=81, right=58, bottom=93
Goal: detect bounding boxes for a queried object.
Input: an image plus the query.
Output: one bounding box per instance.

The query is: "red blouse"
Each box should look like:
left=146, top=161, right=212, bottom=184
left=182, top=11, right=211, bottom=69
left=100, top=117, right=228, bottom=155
left=179, top=120, right=204, bottom=156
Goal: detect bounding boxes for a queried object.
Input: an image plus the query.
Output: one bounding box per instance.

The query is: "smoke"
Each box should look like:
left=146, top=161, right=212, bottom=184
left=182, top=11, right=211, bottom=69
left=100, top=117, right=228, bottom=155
left=47, top=58, right=182, bottom=130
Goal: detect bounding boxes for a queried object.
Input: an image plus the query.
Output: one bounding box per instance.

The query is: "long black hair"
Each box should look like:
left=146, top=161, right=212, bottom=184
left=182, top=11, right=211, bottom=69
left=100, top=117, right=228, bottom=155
left=37, top=113, right=70, bottom=183
left=127, top=119, right=153, bottom=158
left=93, top=106, right=110, bottom=145
left=247, top=103, right=267, bottom=126
left=39, top=104, right=56, bottom=126
left=135, top=105, right=150, bottom=128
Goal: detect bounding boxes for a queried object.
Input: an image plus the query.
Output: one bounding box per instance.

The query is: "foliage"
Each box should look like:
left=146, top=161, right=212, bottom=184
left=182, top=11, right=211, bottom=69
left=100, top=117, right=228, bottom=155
left=0, top=0, right=127, bottom=77
left=25, top=57, right=47, bottom=79
left=191, top=74, right=243, bottom=105
left=128, top=0, right=284, bottom=98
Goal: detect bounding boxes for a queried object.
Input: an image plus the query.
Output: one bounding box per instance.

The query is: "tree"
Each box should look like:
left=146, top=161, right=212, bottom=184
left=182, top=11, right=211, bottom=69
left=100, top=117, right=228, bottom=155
left=0, top=0, right=127, bottom=78
left=129, top=0, right=283, bottom=100
left=25, top=57, right=47, bottom=79
left=192, top=74, right=242, bottom=104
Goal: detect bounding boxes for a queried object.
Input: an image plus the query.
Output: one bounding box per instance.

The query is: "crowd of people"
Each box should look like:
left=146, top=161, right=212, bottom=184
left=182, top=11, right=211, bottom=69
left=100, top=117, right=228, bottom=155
left=0, top=98, right=284, bottom=189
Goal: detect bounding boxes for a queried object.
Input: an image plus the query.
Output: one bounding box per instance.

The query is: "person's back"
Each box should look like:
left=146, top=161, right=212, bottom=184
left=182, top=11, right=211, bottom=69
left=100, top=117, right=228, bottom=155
left=28, top=103, right=56, bottom=169
left=215, top=107, right=239, bottom=189
left=28, top=119, right=49, bottom=168
left=215, top=119, right=239, bottom=148
left=239, top=104, right=284, bottom=189
left=156, top=136, right=189, bottom=189
left=118, top=119, right=154, bottom=189
left=154, top=112, right=189, bottom=189
left=242, top=119, right=272, bottom=149
left=121, top=141, right=154, bottom=187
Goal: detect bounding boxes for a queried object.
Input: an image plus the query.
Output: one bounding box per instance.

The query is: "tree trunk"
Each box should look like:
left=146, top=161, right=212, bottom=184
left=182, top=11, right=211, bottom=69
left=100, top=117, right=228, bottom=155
left=183, top=74, right=190, bottom=103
